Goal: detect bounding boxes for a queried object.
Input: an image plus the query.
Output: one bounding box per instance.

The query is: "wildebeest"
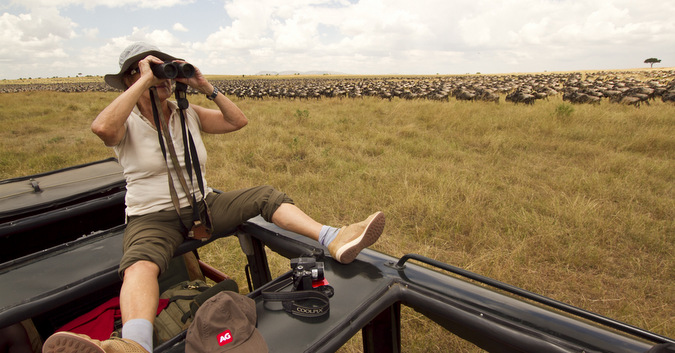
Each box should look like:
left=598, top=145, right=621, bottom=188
left=4, top=70, right=674, bottom=107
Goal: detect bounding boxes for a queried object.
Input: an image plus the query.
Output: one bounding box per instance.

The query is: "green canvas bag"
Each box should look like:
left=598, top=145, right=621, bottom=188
left=155, top=279, right=239, bottom=344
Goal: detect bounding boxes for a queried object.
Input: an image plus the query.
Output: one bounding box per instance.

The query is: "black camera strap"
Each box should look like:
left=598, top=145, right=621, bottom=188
left=174, top=82, right=208, bottom=224
left=149, top=85, right=206, bottom=225
left=261, top=274, right=331, bottom=319
left=149, top=87, right=194, bottom=216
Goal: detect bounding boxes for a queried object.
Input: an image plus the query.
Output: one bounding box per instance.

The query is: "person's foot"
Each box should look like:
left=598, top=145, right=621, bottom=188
left=43, top=332, right=149, bottom=353
left=43, top=332, right=105, bottom=353
left=328, top=211, right=385, bottom=264
left=101, top=337, right=149, bottom=353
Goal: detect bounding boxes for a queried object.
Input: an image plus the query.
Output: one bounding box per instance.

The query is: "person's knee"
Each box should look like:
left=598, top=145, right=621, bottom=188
left=123, top=260, right=160, bottom=279
left=259, top=186, right=294, bottom=222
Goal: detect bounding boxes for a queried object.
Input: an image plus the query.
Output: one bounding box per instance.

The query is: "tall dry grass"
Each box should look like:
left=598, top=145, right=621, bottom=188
left=0, top=87, right=672, bottom=351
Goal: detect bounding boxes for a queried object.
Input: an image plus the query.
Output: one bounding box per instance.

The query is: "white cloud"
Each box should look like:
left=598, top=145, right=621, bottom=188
left=173, top=23, right=188, bottom=32
left=195, top=0, right=440, bottom=74
left=82, top=27, right=99, bottom=39
left=11, top=0, right=195, bottom=10
left=2, top=0, right=675, bottom=78
left=192, top=0, right=675, bottom=75
left=0, top=7, right=77, bottom=77
left=112, top=26, right=191, bottom=57
left=0, top=7, right=74, bottom=42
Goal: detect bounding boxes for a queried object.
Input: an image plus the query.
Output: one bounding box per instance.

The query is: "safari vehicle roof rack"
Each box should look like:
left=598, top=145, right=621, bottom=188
left=389, top=253, right=670, bottom=345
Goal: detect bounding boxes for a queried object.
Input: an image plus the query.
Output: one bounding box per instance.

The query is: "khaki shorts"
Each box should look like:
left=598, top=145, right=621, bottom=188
left=119, top=185, right=293, bottom=277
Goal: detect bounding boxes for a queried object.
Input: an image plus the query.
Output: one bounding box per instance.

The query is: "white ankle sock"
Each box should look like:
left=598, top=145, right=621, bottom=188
left=121, top=318, right=153, bottom=352
left=319, top=225, right=340, bottom=246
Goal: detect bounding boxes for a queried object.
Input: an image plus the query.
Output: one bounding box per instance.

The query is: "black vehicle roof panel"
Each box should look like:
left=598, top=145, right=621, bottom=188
left=0, top=158, right=125, bottom=221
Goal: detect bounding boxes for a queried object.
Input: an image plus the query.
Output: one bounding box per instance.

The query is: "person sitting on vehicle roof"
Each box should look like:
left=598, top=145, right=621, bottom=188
left=42, top=42, right=385, bottom=353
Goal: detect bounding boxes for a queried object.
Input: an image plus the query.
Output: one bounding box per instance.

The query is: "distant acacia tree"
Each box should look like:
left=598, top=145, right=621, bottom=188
left=644, top=58, right=661, bottom=68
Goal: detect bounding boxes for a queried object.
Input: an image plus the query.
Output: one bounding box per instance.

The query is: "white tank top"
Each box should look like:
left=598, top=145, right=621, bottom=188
left=114, top=101, right=212, bottom=216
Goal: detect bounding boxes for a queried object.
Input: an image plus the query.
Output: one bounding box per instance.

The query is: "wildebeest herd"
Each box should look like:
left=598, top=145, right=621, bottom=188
left=2, top=70, right=675, bottom=107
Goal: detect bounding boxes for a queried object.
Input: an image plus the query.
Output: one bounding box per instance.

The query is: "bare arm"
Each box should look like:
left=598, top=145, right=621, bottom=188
left=175, top=66, right=248, bottom=134
left=189, top=92, right=248, bottom=134
left=91, top=56, right=164, bottom=146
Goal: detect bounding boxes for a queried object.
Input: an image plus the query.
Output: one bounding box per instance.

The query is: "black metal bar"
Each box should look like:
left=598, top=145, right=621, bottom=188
left=362, top=302, right=401, bottom=353
left=392, top=253, right=674, bottom=345
left=238, top=221, right=324, bottom=260
left=245, top=235, right=273, bottom=290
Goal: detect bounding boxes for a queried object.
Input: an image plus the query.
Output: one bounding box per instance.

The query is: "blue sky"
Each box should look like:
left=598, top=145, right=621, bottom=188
left=2, top=0, right=674, bottom=80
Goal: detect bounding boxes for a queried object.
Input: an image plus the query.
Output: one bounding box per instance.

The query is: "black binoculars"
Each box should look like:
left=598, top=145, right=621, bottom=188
left=151, top=62, right=195, bottom=79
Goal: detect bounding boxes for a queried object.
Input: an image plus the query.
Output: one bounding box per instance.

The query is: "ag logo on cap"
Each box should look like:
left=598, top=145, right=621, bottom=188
left=218, top=330, right=233, bottom=346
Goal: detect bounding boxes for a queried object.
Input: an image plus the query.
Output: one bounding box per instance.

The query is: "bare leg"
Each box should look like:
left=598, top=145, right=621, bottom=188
left=120, top=260, right=160, bottom=324
left=0, top=323, right=33, bottom=353
left=270, top=203, right=322, bottom=241
left=41, top=261, right=159, bottom=352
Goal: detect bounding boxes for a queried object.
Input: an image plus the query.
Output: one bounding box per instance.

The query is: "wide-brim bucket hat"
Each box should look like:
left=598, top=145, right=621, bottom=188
left=186, top=291, right=268, bottom=353
left=104, top=42, right=180, bottom=90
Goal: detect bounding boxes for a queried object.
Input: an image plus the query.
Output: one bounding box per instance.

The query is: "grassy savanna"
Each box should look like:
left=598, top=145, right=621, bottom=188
left=0, top=79, right=673, bottom=351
